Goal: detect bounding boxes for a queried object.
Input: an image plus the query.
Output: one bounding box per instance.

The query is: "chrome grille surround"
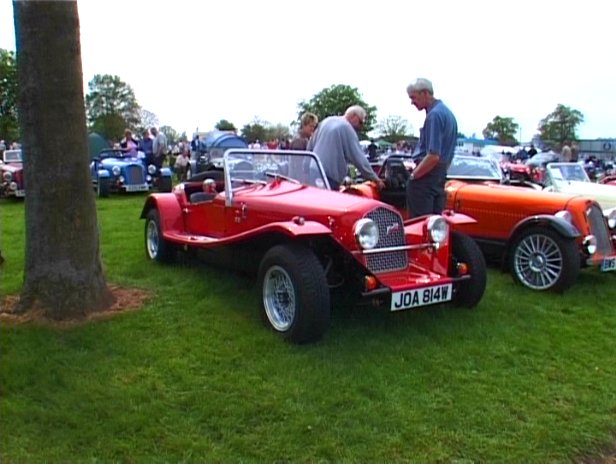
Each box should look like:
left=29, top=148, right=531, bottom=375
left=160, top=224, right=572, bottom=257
left=364, top=207, right=408, bottom=273
left=587, top=204, right=612, bottom=255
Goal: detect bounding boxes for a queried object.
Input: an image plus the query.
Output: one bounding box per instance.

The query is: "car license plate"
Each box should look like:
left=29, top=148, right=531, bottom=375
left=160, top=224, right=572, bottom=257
left=390, top=283, right=453, bottom=311
left=15, top=189, right=25, bottom=197
left=601, top=256, right=616, bottom=272
left=124, top=184, right=149, bottom=192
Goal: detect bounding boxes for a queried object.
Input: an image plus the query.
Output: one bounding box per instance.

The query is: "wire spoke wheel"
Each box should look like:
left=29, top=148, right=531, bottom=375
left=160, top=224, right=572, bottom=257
left=263, top=265, right=296, bottom=331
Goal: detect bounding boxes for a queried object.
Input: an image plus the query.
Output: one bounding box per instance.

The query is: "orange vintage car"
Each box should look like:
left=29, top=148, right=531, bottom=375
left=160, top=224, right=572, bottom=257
left=347, top=154, right=616, bottom=292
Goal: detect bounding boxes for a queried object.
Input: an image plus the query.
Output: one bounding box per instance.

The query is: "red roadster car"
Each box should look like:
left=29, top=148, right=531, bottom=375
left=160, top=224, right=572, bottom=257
left=347, top=154, right=616, bottom=293
left=141, top=150, right=487, bottom=343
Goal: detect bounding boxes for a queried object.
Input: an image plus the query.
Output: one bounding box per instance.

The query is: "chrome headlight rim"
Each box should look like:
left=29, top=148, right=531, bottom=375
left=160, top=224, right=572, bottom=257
left=427, top=215, right=449, bottom=244
left=148, top=164, right=157, bottom=175
left=354, top=218, right=379, bottom=250
left=2, top=171, right=12, bottom=182
left=112, top=166, right=121, bottom=176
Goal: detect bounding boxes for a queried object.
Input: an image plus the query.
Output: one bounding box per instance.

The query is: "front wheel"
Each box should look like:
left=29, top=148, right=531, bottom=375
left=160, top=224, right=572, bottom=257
left=450, top=232, right=487, bottom=308
left=509, top=226, right=579, bottom=292
left=145, top=209, right=176, bottom=263
left=97, top=177, right=110, bottom=198
left=258, top=244, right=330, bottom=344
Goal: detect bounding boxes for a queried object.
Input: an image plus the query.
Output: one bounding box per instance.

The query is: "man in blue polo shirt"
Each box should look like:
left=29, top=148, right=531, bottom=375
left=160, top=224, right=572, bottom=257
left=405, top=78, right=458, bottom=218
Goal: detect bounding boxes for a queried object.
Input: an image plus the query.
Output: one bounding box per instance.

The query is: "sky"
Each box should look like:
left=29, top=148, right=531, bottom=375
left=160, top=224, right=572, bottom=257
left=1, top=0, right=614, bottom=141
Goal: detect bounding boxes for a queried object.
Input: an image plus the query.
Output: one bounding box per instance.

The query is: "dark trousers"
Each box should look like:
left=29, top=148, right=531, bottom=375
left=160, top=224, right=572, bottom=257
left=405, top=163, right=448, bottom=218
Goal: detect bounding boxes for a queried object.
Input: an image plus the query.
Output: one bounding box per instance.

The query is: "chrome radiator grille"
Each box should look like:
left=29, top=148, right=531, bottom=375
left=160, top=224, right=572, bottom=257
left=364, top=207, right=408, bottom=273
left=126, top=165, right=145, bottom=184
left=587, top=204, right=612, bottom=255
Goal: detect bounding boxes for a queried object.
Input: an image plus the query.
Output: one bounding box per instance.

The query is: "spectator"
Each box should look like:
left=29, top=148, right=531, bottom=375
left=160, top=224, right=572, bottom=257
left=367, top=139, right=378, bottom=161
left=139, top=129, right=154, bottom=164
left=174, top=147, right=190, bottom=181
left=307, top=105, right=384, bottom=190
left=151, top=127, right=168, bottom=169
left=405, top=77, right=457, bottom=218
left=290, top=112, right=318, bottom=150
left=120, top=129, right=139, bottom=156
left=527, top=143, right=538, bottom=157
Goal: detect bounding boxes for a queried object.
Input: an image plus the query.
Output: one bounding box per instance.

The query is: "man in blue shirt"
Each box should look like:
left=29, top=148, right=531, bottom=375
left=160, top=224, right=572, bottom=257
left=405, top=78, right=458, bottom=218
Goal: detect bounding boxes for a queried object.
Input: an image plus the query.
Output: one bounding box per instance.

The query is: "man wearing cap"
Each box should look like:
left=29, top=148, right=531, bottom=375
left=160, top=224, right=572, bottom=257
left=405, top=78, right=457, bottom=218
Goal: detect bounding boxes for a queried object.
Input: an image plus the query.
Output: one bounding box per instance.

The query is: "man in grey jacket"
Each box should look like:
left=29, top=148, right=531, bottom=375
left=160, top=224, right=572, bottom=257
left=308, top=105, right=384, bottom=190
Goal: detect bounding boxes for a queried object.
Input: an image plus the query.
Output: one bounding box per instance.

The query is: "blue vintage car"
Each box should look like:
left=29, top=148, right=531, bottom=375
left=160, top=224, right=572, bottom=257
left=91, top=149, right=172, bottom=197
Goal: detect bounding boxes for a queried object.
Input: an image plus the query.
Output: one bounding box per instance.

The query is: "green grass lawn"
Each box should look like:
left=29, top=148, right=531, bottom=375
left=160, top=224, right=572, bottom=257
left=1, top=196, right=615, bottom=463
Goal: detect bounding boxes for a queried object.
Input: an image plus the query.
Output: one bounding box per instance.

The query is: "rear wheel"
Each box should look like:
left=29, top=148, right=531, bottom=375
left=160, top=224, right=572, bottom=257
left=258, top=244, right=330, bottom=344
left=509, top=226, right=579, bottom=292
left=145, top=209, right=176, bottom=263
left=450, top=232, right=487, bottom=308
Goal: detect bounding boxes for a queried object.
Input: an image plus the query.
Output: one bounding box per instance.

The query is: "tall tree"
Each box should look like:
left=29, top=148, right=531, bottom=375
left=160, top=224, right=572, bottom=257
left=85, top=74, right=141, bottom=141
left=297, top=84, right=377, bottom=138
left=378, top=115, right=412, bottom=143
left=0, top=48, right=19, bottom=143
left=482, top=115, right=519, bottom=146
left=214, top=119, right=237, bottom=132
left=136, top=108, right=159, bottom=135
left=538, top=104, right=584, bottom=149
left=160, top=125, right=179, bottom=145
left=14, top=0, right=114, bottom=318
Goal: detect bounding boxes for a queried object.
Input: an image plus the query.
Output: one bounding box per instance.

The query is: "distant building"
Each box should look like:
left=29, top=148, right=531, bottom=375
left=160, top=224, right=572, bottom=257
left=577, top=138, right=615, bottom=160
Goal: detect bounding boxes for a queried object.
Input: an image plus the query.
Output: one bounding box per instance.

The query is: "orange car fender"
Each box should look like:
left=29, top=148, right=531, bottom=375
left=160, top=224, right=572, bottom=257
left=341, top=181, right=379, bottom=200
left=508, top=215, right=580, bottom=243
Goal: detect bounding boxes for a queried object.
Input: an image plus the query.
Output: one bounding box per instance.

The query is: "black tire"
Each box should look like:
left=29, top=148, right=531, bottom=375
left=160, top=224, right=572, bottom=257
left=158, top=176, right=173, bottom=193
left=451, top=232, right=487, bottom=308
left=144, top=209, right=176, bottom=263
left=97, top=177, right=110, bottom=198
left=257, top=244, right=330, bottom=344
left=509, top=226, right=579, bottom=292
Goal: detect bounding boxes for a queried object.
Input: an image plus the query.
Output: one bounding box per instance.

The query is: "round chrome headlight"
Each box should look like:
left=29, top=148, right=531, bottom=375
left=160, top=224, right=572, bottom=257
left=555, top=210, right=573, bottom=224
left=427, top=215, right=449, bottom=244
left=3, top=171, right=12, bottom=181
left=354, top=218, right=379, bottom=249
left=9, top=181, right=17, bottom=190
left=146, top=175, right=152, bottom=182
left=148, top=164, right=157, bottom=175
left=606, top=209, right=616, bottom=229
left=112, top=166, right=121, bottom=176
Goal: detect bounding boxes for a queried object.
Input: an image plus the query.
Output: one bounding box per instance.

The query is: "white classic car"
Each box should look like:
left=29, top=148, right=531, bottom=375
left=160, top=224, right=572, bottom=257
left=543, top=162, right=616, bottom=211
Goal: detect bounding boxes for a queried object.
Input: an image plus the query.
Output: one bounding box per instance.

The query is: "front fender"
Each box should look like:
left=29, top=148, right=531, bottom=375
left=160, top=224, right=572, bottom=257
left=97, top=169, right=110, bottom=179
left=140, top=194, right=183, bottom=235
left=159, top=167, right=173, bottom=177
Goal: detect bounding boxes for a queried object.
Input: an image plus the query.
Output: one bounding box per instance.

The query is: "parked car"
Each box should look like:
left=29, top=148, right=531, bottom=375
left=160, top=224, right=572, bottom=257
left=347, top=154, right=616, bottom=292
left=525, top=151, right=560, bottom=185
left=543, top=162, right=616, bottom=211
left=141, top=149, right=487, bottom=343
left=0, top=149, right=25, bottom=198
left=187, top=131, right=248, bottom=180
left=90, top=148, right=171, bottom=197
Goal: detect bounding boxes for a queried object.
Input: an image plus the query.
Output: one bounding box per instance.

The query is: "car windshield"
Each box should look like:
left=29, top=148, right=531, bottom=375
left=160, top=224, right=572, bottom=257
left=546, top=163, right=590, bottom=183
left=3, top=150, right=22, bottom=163
left=223, top=150, right=329, bottom=189
left=447, top=155, right=502, bottom=181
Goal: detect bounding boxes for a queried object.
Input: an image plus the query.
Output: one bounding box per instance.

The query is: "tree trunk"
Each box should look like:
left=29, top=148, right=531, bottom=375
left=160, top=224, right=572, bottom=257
left=14, top=1, right=114, bottom=319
